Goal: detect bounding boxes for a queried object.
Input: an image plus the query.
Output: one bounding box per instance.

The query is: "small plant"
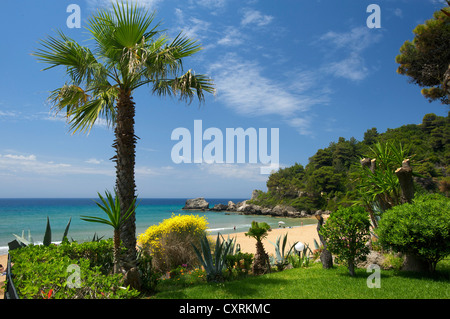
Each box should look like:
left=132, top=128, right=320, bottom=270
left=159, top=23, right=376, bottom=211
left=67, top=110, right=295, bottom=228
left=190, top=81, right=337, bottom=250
left=319, top=206, right=371, bottom=276
left=269, top=233, right=295, bottom=271
left=136, top=247, right=159, bottom=293
left=225, top=252, right=254, bottom=277
left=289, top=243, right=312, bottom=268
left=81, top=190, right=137, bottom=274
left=191, top=233, right=234, bottom=282
left=381, top=253, right=404, bottom=271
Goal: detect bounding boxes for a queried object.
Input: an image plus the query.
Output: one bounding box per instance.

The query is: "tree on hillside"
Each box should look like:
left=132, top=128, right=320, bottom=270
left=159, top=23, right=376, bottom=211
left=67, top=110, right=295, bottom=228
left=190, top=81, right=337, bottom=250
left=33, top=1, right=214, bottom=269
left=395, top=1, right=450, bottom=105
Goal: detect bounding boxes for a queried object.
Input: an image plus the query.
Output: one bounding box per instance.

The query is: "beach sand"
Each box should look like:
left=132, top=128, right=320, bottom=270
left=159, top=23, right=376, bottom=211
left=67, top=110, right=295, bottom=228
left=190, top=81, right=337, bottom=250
left=222, top=224, right=320, bottom=256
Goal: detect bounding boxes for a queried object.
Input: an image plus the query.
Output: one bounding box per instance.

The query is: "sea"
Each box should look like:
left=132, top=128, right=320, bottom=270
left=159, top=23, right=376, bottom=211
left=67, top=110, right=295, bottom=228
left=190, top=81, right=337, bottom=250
left=0, top=198, right=317, bottom=255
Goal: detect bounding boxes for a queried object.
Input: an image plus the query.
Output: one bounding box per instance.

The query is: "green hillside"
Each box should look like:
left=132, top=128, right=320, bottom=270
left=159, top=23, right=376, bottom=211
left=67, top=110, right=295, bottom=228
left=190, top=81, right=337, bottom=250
left=250, top=112, right=450, bottom=212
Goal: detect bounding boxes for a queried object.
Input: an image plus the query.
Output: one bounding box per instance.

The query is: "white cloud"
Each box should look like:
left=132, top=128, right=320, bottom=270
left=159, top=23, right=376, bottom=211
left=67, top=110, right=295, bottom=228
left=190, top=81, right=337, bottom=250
left=85, top=158, right=103, bottom=164
left=217, top=27, right=244, bottom=46
left=241, top=9, right=273, bottom=27
left=325, top=53, right=368, bottom=81
left=316, top=26, right=382, bottom=81
left=191, top=0, right=227, bottom=9
left=198, top=163, right=268, bottom=182
left=2, top=154, right=37, bottom=161
left=174, top=10, right=212, bottom=43
left=393, top=8, right=403, bottom=18
left=0, top=110, right=18, bottom=118
left=208, top=54, right=328, bottom=135
left=0, top=153, right=113, bottom=176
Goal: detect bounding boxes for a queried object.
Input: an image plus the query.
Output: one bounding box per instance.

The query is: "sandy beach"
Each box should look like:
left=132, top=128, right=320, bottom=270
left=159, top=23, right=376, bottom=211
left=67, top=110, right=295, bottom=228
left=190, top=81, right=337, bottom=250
left=222, top=224, right=320, bottom=256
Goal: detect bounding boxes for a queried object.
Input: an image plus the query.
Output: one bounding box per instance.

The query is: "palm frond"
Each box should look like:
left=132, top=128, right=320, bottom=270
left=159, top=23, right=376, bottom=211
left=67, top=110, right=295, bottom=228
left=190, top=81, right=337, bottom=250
left=33, top=31, right=108, bottom=86
left=49, top=83, right=117, bottom=134
left=152, top=70, right=215, bottom=104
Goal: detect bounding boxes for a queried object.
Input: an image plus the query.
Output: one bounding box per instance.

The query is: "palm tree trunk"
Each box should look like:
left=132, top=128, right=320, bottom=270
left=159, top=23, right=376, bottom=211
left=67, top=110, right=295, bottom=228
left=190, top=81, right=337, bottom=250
left=113, top=229, right=121, bottom=274
left=253, top=240, right=269, bottom=275
left=113, top=89, right=137, bottom=267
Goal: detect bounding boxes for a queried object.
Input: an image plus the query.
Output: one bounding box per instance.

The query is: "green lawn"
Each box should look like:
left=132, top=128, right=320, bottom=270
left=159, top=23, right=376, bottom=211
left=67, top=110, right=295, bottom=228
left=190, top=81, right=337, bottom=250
left=152, top=259, right=450, bottom=299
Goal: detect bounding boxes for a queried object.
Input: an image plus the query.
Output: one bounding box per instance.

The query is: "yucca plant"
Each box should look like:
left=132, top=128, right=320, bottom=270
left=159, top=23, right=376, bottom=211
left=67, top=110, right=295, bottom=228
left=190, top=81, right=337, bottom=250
left=81, top=190, right=137, bottom=273
left=192, top=233, right=234, bottom=282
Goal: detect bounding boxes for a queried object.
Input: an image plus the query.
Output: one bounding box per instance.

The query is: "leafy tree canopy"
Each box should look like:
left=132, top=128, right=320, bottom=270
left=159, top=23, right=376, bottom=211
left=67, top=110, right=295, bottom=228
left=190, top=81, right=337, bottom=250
left=396, top=2, right=450, bottom=105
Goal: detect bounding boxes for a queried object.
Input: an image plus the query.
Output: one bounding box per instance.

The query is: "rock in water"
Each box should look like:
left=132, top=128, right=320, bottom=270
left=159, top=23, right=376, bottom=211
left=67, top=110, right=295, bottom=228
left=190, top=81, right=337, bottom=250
left=183, top=197, right=209, bottom=210
left=210, top=203, right=228, bottom=211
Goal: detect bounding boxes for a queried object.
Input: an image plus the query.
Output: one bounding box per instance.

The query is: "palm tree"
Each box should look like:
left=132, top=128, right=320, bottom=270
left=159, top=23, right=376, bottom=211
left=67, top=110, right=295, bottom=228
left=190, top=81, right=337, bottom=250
left=245, top=221, right=271, bottom=275
left=33, top=1, right=215, bottom=266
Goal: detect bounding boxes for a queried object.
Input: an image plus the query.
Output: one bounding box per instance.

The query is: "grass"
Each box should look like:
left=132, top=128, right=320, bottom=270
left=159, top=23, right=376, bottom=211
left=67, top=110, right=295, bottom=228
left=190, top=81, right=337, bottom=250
left=151, top=258, right=450, bottom=299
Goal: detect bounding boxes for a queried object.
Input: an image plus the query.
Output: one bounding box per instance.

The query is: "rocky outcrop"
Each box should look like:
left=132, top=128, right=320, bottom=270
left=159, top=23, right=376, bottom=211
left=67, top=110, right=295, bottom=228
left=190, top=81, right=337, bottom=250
left=209, top=203, right=228, bottom=211
left=182, top=197, right=209, bottom=210
left=182, top=194, right=332, bottom=218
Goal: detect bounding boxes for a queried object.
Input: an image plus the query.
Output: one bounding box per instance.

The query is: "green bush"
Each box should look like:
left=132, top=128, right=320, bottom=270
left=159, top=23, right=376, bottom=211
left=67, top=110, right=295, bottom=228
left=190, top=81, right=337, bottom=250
left=319, top=206, right=371, bottom=276
left=225, top=252, right=254, bottom=277
left=9, top=240, right=140, bottom=299
left=376, top=193, right=450, bottom=272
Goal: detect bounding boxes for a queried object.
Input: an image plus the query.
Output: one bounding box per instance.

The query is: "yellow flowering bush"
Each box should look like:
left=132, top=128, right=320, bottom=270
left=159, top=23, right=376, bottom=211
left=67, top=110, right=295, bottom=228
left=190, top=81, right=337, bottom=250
left=137, top=214, right=209, bottom=273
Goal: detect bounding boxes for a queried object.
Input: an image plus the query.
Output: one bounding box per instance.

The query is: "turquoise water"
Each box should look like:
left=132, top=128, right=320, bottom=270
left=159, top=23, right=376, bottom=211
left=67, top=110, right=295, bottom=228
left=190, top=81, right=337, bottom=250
left=0, top=198, right=316, bottom=255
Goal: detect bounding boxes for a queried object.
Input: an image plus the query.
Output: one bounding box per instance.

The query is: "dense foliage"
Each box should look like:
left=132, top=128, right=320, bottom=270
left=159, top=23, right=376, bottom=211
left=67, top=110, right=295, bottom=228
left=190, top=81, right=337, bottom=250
left=8, top=240, right=140, bottom=299
left=319, top=206, right=371, bottom=276
left=376, top=193, right=450, bottom=272
left=395, top=2, right=450, bottom=105
left=250, top=112, right=450, bottom=212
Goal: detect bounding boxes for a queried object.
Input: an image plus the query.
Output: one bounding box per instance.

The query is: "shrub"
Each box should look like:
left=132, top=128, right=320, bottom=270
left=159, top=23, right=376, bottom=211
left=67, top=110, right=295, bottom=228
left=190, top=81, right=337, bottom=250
left=225, top=252, right=253, bottom=277
left=136, top=248, right=159, bottom=293
left=319, top=206, right=371, bottom=276
left=376, top=193, right=450, bottom=272
left=137, top=214, right=208, bottom=273
left=8, top=240, right=140, bottom=299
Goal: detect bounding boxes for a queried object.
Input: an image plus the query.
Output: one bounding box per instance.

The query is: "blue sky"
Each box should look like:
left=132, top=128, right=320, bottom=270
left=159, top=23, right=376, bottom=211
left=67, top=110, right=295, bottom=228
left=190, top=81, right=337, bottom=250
left=0, top=0, right=448, bottom=198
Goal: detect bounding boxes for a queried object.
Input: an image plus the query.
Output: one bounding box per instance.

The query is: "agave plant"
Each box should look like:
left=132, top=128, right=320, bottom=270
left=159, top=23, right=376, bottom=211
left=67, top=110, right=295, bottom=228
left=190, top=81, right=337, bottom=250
left=81, top=190, right=137, bottom=273
left=192, top=233, right=234, bottom=282
left=269, top=233, right=295, bottom=271
left=12, top=216, right=71, bottom=248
